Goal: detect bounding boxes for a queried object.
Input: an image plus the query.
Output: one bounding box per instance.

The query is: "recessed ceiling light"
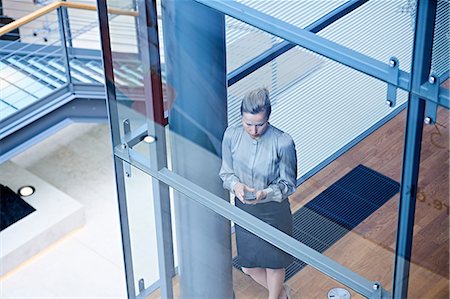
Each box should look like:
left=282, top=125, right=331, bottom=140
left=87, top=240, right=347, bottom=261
left=18, top=185, right=35, bottom=197
left=143, top=135, right=156, bottom=143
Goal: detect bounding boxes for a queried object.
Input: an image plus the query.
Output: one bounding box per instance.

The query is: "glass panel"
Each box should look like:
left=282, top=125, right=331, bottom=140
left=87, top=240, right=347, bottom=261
left=318, top=1, right=414, bottom=73
left=293, top=107, right=406, bottom=292
left=229, top=1, right=415, bottom=74
left=106, top=0, right=143, bottom=145
left=226, top=1, right=347, bottom=69
left=442, top=78, right=450, bottom=101
left=103, top=1, right=448, bottom=298
left=408, top=106, right=449, bottom=298
left=123, top=162, right=163, bottom=295
left=129, top=166, right=383, bottom=299
left=228, top=31, right=409, bottom=180
left=227, top=27, right=407, bottom=294
left=67, top=8, right=102, bottom=51
left=431, top=0, right=449, bottom=78
left=236, top=0, right=347, bottom=29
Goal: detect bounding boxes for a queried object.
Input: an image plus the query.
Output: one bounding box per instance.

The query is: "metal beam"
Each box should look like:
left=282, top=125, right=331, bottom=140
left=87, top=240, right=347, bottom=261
left=392, top=1, right=437, bottom=298
left=227, top=0, right=368, bottom=86
left=96, top=0, right=136, bottom=298
left=197, top=0, right=449, bottom=109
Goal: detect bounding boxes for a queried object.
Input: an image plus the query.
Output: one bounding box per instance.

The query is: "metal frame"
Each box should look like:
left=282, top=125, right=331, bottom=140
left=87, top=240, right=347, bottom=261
left=113, top=145, right=388, bottom=299
left=96, top=0, right=136, bottom=298
left=136, top=0, right=174, bottom=297
left=195, top=1, right=446, bottom=298
left=198, top=0, right=449, bottom=109
left=93, top=0, right=449, bottom=298
left=227, top=0, right=368, bottom=86
left=0, top=0, right=444, bottom=297
left=1, top=0, right=444, bottom=297
left=393, top=1, right=438, bottom=298
left=57, top=7, right=73, bottom=87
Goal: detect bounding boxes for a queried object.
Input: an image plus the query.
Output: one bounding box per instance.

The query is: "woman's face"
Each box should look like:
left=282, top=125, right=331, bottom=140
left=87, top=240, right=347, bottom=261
left=242, top=111, right=269, bottom=139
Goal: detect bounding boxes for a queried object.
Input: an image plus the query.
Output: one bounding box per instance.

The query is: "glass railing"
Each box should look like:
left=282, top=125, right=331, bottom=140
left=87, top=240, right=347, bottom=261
left=100, top=1, right=449, bottom=299
left=410, top=106, right=449, bottom=298
left=0, top=0, right=139, bottom=122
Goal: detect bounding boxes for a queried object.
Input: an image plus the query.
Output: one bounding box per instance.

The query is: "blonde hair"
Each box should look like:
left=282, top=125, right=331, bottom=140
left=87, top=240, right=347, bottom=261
left=240, top=88, right=271, bottom=119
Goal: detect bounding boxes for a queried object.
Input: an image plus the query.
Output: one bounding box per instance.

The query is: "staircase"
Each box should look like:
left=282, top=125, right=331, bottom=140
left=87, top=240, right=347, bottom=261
left=0, top=41, right=147, bottom=120
left=0, top=1, right=144, bottom=162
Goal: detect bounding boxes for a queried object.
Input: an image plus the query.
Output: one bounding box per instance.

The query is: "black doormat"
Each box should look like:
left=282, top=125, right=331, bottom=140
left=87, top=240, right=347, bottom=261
left=1, top=184, right=36, bottom=231
left=232, top=164, right=400, bottom=281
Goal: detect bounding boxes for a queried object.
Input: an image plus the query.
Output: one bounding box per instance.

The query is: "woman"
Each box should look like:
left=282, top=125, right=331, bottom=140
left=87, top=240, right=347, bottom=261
left=220, top=88, right=297, bottom=299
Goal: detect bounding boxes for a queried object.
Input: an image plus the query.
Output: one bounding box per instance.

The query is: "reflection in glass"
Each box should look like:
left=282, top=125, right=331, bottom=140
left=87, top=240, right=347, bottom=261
left=408, top=107, right=449, bottom=298
left=123, top=163, right=161, bottom=294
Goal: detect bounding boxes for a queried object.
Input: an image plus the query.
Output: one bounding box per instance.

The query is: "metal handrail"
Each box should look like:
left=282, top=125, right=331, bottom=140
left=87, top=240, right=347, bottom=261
left=0, top=0, right=138, bottom=37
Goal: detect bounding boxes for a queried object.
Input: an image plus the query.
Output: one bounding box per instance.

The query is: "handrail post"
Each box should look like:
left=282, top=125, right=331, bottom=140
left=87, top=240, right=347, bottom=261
left=57, top=6, right=73, bottom=88
left=61, top=0, right=73, bottom=48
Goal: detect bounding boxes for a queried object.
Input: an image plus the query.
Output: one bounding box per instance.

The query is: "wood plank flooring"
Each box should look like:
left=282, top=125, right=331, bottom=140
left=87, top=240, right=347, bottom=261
left=148, top=105, right=449, bottom=299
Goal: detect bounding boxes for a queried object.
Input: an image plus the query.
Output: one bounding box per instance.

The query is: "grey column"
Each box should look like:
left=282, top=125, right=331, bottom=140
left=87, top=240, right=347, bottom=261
left=161, top=1, right=233, bottom=298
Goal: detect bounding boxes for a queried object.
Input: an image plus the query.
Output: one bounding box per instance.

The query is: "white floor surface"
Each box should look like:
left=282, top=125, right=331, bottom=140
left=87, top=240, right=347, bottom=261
left=0, top=123, right=128, bottom=298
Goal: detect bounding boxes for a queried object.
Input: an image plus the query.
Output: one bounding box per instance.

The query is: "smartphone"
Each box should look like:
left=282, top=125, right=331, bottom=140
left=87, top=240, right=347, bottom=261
left=244, top=191, right=256, bottom=201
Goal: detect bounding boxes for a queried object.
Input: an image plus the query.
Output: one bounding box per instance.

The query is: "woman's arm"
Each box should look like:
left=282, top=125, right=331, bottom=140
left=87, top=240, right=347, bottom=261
left=219, top=127, right=240, bottom=194
left=263, top=134, right=297, bottom=202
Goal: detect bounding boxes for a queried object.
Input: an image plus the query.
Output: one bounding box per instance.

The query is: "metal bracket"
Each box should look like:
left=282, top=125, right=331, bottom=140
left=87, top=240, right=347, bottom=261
left=138, top=278, right=145, bottom=293
left=423, top=73, right=439, bottom=125
left=123, top=119, right=132, bottom=177
left=370, top=281, right=383, bottom=299
left=386, top=57, right=399, bottom=108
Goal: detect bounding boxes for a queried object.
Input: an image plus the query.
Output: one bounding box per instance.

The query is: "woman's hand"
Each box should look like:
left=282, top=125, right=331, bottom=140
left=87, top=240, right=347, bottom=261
left=246, top=189, right=267, bottom=205
left=234, top=182, right=256, bottom=203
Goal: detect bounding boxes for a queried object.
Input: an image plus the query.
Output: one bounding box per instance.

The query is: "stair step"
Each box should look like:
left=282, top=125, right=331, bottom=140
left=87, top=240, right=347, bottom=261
left=113, top=65, right=142, bottom=86
left=0, top=61, right=51, bottom=111
left=84, top=60, right=129, bottom=86
left=6, top=57, right=63, bottom=89
left=119, top=65, right=142, bottom=80
left=69, top=60, right=104, bottom=84
left=0, top=61, right=51, bottom=97
left=48, top=59, right=94, bottom=84
left=0, top=77, right=39, bottom=112
left=28, top=57, right=68, bottom=82
left=0, top=98, right=19, bottom=121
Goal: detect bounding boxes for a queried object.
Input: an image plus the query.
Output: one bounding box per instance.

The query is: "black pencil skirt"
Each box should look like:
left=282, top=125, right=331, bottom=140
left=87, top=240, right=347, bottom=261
left=235, top=198, right=293, bottom=269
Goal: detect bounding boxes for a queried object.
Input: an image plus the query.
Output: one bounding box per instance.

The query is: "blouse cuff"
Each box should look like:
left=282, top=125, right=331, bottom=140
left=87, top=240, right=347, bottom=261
left=263, top=187, right=274, bottom=196
left=262, top=186, right=283, bottom=202
left=229, top=180, right=239, bottom=195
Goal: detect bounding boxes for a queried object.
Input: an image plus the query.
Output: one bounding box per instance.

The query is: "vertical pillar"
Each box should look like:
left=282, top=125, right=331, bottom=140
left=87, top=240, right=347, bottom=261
left=162, top=1, right=233, bottom=298
left=97, top=0, right=136, bottom=298
left=392, top=1, right=437, bottom=298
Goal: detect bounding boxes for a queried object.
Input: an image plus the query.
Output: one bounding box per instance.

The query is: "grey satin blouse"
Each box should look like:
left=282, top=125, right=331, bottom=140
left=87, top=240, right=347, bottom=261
left=219, top=124, right=297, bottom=203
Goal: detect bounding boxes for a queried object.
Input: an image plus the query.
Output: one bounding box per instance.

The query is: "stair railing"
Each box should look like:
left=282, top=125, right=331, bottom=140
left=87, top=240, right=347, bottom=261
left=0, top=0, right=138, bottom=120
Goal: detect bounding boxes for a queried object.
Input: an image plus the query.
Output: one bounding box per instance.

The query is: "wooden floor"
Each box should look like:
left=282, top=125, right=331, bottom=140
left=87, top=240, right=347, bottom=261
left=285, top=106, right=449, bottom=299
left=149, top=105, right=449, bottom=299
